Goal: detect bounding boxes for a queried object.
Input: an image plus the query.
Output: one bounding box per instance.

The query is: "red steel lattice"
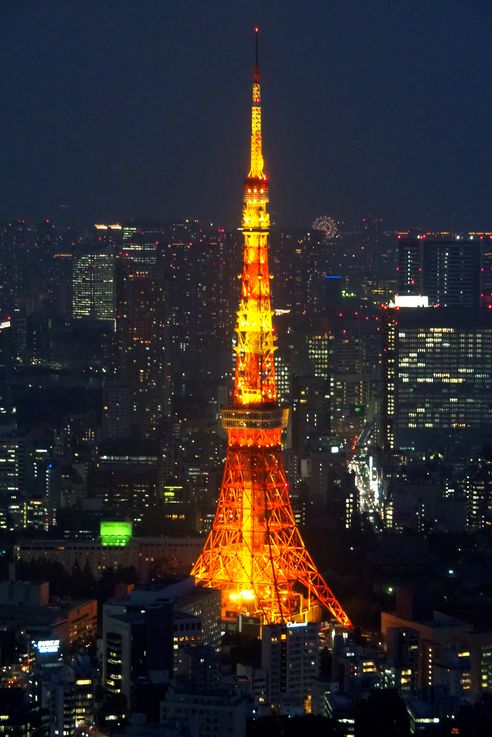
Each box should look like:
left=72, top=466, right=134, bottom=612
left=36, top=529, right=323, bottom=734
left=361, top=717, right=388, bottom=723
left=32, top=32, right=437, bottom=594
left=191, top=31, right=351, bottom=628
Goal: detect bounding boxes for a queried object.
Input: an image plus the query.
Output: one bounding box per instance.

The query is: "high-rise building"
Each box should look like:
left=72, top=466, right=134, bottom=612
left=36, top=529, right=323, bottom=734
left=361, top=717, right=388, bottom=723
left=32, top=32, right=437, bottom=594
left=0, top=430, right=25, bottom=530
left=361, top=215, right=385, bottom=276
left=291, top=374, right=329, bottom=453
left=94, top=223, right=123, bottom=251
left=47, top=251, right=73, bottom=317
left=269, top=229, right=313, bottom=314
left=382, top=307, right=492, bottom=451
left=102, top=579, right=221, bottom=710
left=481, top=235, right=492, bottom=308
left=23, top=498, right=48, bottom=531
left=100, top=383, right=131, bottom=440
left=329, top=311, right=380, bottom=443
left=306, top=332, right=330, bottom=381
left=37, top=663, right=95, bottom=737
left=103, top=601, right=174, bottom=707
left=191, top=31, right=351, bottom=628
left=121, top=223, right=162, bottom=266
left=398, top=235, right=481, bottom=310
left=117, top=268, right=169, bottom=438
left=72, top=249, right=116, bottom=324
left=192, top=227, right=240, bottom=384
left=88, top=440, right=161, bottom=524
left=163, top=221, right=199, bottom=396
left=464, top=450, right=492, bottom=530
left=261, top=622, right=320, bottom=714
left=117, top=227, right=170, bottom=438
left=0, top=220, right=25, bottom=312
left=27, top=221, right=77, bottom=317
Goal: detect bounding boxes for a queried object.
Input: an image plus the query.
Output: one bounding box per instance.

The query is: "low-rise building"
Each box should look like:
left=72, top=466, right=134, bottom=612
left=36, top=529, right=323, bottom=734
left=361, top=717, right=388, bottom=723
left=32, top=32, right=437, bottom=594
left=0, top=579, right=96, bottom=647
left=160, top=688, right=248, bottom=737
left=16, top=536, right=202, bottom=580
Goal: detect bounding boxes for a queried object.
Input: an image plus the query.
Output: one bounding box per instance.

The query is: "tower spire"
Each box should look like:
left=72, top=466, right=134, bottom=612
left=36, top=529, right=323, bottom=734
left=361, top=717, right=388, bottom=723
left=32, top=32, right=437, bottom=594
left=249, top=27, right=265, bottom=180
left=191, top=32, right=352, bottom=629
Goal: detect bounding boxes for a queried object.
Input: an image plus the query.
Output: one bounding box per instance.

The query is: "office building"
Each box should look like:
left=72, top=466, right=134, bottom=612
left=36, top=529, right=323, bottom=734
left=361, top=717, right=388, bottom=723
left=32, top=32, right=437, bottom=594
left=329, top=311, right=380, bottom=442
left=0, top=220, right=25, bottom=312
left=72, top=248, right=116, bottom=324
left=464, top=451, right=492, bottom=530
left=0, top=688, right=47, bottom=737
left=381, top=590, right=492, bottom=702
left=291, top=375, right=330, bottom=453
left=383, top=307, right=492, bottom=451
left=261, top=622, right=320, bottom=714
left=306, top=332, right=330, bottom=381
left=481, top=236, right=492, bottom=308
left=103, top=579, right=221, bottom=709
left=37, top=663, right=95, bottom=737
left=117, top=227, right=170, bottom=438
left=101, top=383, right=131, bottom=440
left=23, top=498, right=48, bottom=531
left=88, top=440, right=161, bottom=524
left=330, top=637, right=381, bottom=701
left=121, top=223, right=163, bottom=266
left=397, top=235, right=481, bottom=310
left=0, top=430, right=26, bottom=530
left=103, top=601, right=174, bottom=706
left=0, top=579, right=96, bottom=646
left=45, top=251, right=74, bottom=318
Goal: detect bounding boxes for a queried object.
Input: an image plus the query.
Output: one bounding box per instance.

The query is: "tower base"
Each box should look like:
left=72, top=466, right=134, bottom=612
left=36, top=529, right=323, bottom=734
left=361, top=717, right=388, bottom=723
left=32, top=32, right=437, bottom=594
left=224, top=602, right=323, bottom=639
left=218, top=589, right=322, bottom=626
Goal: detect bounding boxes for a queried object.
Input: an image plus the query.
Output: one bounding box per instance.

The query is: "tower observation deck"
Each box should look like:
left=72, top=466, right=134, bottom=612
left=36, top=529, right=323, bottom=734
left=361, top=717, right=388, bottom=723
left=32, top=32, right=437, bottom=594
left=191, top=30, right=351, bottom=628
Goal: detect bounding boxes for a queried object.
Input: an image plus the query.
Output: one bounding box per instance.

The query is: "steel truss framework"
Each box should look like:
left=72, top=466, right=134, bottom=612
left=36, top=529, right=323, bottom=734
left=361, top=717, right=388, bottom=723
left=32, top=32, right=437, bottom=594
left=191, top=31, right=352, bottom=629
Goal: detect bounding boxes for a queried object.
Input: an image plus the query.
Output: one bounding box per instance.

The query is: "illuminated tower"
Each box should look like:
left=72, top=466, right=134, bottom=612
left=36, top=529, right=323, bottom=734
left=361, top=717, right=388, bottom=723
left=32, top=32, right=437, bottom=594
left=191, top=31, right=351, bottom=628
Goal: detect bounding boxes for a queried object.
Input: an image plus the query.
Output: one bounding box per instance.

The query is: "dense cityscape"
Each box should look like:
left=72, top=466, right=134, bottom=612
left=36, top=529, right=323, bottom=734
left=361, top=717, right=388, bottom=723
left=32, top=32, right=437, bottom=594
left=2, top=4, right=492, bottom=737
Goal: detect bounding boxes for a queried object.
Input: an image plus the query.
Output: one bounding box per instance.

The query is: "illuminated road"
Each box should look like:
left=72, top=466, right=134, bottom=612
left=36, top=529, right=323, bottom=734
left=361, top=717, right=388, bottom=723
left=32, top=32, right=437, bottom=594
left=350, top=454, right=374, bottom=513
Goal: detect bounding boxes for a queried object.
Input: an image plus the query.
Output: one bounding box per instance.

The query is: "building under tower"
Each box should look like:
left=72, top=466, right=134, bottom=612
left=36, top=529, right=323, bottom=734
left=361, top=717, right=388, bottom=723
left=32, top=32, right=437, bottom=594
left=191, top=31, right=351, bottom=629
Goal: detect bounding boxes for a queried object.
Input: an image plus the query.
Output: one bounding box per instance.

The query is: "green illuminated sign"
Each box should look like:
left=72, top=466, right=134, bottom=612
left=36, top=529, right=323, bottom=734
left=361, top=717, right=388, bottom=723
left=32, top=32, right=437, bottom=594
left=100, top=521, right=133, bottom=547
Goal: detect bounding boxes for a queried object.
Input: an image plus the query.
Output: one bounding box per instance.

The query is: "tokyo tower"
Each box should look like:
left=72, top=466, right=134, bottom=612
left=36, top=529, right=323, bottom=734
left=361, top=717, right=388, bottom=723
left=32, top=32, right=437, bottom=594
left=191, top=30, right=351, bottom=628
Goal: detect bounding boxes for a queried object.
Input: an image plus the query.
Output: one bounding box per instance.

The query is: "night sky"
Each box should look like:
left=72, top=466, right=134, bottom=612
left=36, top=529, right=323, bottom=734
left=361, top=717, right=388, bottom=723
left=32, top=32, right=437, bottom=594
left=1, top=0, right=492, bottom=230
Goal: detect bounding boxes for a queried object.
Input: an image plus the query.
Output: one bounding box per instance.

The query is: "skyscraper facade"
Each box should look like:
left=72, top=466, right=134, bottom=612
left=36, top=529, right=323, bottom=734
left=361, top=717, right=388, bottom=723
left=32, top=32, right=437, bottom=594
left=383, top=307, right=492, bottom=451
left=117, top=225, right=170, bottom=439
left=73, top=250, right=116, bottom=324
left=398, top=236, right=481, bottom=310
left=0, top=220, right=25, bottom=312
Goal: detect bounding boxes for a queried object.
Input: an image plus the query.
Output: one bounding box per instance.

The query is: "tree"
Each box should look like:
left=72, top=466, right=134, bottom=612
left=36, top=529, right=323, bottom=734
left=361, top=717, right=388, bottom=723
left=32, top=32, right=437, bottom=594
left=456, top=694, right=492, bottom=737
left=247, top=715, right=344, bottom=736
left=355, top=690, right=410, bottom=737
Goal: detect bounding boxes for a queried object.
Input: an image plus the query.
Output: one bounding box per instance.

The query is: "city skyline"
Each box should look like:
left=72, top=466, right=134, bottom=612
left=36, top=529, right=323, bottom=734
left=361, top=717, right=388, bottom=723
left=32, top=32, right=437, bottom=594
left=1, top=1, right=492, bottom=230
left=1, top=9, right=492, bottom=735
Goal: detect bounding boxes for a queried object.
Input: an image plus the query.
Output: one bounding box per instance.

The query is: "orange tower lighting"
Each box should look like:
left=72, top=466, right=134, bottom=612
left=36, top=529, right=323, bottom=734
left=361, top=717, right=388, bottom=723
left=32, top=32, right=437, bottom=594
left=191, top=29, right=352, bottom=628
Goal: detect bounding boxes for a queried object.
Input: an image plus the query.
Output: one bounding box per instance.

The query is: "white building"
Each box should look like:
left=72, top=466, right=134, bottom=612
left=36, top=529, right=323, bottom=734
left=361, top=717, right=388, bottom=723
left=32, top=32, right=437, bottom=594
left=261, top=621, right=320, bottom=714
